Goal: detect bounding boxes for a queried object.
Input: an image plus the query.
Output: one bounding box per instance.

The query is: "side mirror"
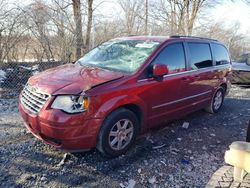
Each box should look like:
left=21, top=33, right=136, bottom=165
left=153, top=64, right=169, bottom=78
left=246, top=58, right=250, bottom=66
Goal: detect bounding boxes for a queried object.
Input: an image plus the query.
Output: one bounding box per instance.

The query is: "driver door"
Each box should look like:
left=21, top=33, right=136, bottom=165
left=138, top=42, right=188, bottom=127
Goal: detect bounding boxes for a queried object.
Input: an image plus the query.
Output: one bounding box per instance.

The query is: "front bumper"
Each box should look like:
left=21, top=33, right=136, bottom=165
left=19, top=102, right=103, bottom=151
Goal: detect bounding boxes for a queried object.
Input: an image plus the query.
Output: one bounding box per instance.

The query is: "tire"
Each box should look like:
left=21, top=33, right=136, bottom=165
left=205, top=87, right=225, bottom=114
left=97, top=108, right=139, bottom=158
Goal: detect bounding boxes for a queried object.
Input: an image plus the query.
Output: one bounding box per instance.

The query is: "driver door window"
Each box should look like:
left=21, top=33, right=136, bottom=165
left=151, top=43, right=186, bottom=74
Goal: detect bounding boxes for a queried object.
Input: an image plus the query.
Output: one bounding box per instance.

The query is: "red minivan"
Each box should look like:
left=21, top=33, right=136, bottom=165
left=19, top=36, right=232, bottom=157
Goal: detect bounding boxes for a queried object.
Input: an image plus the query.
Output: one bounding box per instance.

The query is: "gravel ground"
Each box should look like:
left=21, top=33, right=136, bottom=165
left=0, top=85, right=250, bottom=188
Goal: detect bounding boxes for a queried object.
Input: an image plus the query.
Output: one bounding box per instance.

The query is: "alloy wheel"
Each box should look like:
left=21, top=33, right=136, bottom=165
left=108, top=119, right=134, bottom=151
left=214, top=90, right=223, bottom=110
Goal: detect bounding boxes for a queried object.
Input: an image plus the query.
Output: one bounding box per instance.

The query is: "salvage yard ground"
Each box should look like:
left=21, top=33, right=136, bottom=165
left=0, top=85, right=250, bottom=187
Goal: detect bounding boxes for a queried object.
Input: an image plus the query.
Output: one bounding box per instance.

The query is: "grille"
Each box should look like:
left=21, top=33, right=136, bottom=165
left=21, top=84, right=50, bottom=114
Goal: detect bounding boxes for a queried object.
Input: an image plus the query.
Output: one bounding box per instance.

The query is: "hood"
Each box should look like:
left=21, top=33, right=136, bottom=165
left=28, top=63, right=125, bottom=94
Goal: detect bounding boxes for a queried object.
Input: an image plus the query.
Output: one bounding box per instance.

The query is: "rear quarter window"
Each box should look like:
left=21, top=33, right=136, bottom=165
left=188, top=43, right=213, bottom=69
left=211, top=43, right=230, bottom=65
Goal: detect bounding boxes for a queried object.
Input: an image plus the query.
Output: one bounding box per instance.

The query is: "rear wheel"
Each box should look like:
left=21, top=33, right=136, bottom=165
left=97, top=108, right=139, bottom=158
left=205, top=87, right=225, bottom=113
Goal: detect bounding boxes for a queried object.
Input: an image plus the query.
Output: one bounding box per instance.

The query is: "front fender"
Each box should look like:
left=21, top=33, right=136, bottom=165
left=94, top=94, right=147, bottom=125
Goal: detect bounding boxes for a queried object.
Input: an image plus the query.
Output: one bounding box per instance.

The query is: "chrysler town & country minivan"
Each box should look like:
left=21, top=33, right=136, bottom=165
left=19, top=36, right=232, bottom=157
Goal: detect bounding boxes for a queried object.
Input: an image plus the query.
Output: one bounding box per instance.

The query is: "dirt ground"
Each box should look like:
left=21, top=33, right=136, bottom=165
left=0, top=85, right=250, bottom=188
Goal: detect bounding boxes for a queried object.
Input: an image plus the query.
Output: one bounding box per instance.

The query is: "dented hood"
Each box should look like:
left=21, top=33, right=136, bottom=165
left=28, top=63, right=124, bottom=94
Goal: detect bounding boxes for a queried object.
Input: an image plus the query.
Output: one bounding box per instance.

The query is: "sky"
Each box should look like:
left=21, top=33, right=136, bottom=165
left=211, top=0, right=250, bottom=35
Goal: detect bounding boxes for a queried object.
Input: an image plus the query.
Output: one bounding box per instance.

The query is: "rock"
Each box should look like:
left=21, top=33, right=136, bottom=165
left=182, top=122, right=189, bottom=129
left=210, top=133, right=216, bottom=137
left=148, top=176, right=156, bottom=184
left=168, top=174, right=174, bottom=181
left=212, top=166, right=217, bottom=171
left=18, top=173, right=36, bottom=183
left=177, top=138, right=182, bottom=141
left=202, top=146, right=207, bottom=150
left=127, top=179, right=136, bottom=188
left=120, top=183, right=126, bottom=188
left=41, top=176, right=47, bottom=181
left=21, top=129, right=27, bottom=134
left=138, top=168, right=142, bottom=173
left=187, top=166, right=193, bottom=172
left=27, top=174, right=36, bottom=181
left=61, top=168, right=66, bottom=173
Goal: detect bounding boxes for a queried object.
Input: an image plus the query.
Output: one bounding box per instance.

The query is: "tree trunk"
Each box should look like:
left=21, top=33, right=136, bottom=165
left=72, top=0, right=84, bottom=60
left=145, top=0, right=148, bottom=35
left=85, top=0, right=93, bottom=51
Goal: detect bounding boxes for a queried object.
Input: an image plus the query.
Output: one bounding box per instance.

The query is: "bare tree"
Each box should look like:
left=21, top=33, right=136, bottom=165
left=145, top=0, right=148, bottom=35
left=21, top=0, right=55, bottom=62
left=151, top=0, right=209, bottom=35
left=0, top=0, right=28, bottom=63
left=197, top=22, right=249, bottom=58
left=50, top=0, right=75, bottom=63
left=72, top=0, right=84, bottom=59
left=85, top=0, right=94, bottom=51
left=118, top=0, right=144, bottom=35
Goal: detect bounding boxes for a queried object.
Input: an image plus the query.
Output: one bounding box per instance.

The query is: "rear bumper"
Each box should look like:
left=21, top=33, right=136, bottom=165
left=19, top=102, right=103, bottom=151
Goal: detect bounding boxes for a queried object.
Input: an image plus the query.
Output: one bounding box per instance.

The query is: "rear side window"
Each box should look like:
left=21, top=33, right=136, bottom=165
left=211, top=43, right=230, bottom=65
left=151, top=43, right=186, bottom=73
left=188, top=43, right=213, bottom=69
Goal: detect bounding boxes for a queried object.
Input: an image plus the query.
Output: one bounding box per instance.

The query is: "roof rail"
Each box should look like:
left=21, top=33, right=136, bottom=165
left=170, top=35, right=218, bottom=41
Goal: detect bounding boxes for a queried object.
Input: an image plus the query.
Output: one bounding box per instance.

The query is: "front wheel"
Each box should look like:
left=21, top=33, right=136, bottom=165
left=97, top=108, right=139, bottom=158
left=205, top=87, right=225, bottom=114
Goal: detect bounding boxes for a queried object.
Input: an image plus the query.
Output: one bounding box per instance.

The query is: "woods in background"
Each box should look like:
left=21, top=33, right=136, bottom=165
left=0, top=0, right=249, bottom=63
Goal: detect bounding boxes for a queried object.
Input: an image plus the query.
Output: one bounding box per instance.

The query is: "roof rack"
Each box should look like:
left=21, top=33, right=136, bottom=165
left=170, top=35, right=218, bottom=41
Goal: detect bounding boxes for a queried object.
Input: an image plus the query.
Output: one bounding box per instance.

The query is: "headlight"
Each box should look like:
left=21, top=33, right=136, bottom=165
left=51, top=95, right=89, bottom=113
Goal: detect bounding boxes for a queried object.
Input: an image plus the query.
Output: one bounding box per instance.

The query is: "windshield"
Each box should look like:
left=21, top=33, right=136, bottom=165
left=77, top=40, right=160, bottom=73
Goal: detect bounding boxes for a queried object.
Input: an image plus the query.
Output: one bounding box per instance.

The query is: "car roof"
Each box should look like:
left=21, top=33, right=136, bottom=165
left=115, top=36, right=169, bottom=43
left=115, top=35, right=219, bottom=44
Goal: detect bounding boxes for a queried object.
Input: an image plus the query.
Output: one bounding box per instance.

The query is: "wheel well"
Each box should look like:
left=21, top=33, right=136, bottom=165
left=220, top=83, right=227, bottom=93
left=120, top=104, right=143, bottom=129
